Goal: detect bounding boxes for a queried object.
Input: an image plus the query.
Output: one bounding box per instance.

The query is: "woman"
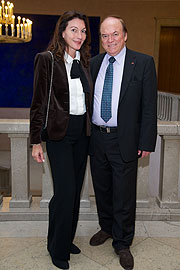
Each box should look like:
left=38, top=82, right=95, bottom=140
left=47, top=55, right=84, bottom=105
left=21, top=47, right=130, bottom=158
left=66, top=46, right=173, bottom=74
left=30, top=11, right=92, bottom=269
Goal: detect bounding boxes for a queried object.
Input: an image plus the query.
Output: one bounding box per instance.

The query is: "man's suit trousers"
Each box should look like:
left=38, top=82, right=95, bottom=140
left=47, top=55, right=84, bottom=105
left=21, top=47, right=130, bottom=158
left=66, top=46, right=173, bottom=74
left=90, top=127, right=138, bottom=250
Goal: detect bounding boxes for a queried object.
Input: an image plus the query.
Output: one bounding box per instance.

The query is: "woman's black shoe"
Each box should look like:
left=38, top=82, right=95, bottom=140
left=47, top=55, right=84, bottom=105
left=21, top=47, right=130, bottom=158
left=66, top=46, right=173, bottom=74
left=70, top=243, right=81, bottom=254
left=52, top=258, right=69, bottom=269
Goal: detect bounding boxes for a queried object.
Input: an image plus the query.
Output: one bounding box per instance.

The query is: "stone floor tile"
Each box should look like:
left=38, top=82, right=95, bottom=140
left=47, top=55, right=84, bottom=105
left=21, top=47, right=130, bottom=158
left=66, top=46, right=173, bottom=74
left=0, top=237, right=43, bottom=261
left=70, top=253, right=108, bottom=270
left=131, top=236, right=148, bottom=247
left=152, top=237, right=180, bottom=251
left=0, top=240, right=54, bottom=270
left=76, top=221, right=100, bottom=236
left=143, top=221, right=180, bottom=237
left=0, top=220, right=149, bottom=238
left=132, top=238, right=180, bottom=270
left=134, top=221, right=148, bottom=237
left=0, top=221, right=48, bottom=237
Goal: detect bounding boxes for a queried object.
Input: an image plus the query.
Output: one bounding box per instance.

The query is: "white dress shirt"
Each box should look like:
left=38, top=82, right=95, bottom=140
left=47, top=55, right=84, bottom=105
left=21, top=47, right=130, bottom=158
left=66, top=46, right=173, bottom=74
left=92, top=46, right=126, bottom=126
left=64, top=51, right=86, bottom=115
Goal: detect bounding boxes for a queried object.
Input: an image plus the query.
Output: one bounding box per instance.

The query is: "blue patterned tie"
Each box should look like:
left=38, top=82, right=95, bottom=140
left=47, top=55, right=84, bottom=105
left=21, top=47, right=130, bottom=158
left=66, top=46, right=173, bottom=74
left=101, top=56, right=116, bottom=123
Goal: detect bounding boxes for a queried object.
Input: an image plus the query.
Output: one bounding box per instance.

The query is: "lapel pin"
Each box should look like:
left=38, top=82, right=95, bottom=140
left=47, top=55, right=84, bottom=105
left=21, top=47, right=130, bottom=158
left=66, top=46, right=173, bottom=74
left=131, top=62, right=135, bottom=65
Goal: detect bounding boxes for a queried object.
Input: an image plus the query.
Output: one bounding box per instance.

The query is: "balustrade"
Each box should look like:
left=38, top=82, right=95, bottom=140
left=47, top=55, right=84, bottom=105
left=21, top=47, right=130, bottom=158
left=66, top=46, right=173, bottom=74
left=158, top=91, right=180, bottom=121
left=0, top=119, right=180, bottom=221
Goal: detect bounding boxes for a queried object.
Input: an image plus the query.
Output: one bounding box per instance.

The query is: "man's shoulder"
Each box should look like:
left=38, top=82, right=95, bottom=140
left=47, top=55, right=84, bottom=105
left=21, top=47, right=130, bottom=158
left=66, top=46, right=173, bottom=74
left=127, top=48, right=153, bottom=61
left=90, top=53, right=106, bottom=65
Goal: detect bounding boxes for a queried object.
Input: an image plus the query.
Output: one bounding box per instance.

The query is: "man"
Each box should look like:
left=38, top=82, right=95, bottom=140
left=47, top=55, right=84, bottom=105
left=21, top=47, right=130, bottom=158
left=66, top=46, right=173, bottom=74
left=89, top=16, right=157, bottom=270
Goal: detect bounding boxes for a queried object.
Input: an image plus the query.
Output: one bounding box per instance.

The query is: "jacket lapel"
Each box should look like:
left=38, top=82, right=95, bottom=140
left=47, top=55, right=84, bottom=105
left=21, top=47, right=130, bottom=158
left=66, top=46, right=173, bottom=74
left=91, top=53, right=106, bottom=87
left=119, top=49, right=136, bottom=103
left=80, top=62, right=92, bottom=93
left=55, top=57, right=69, bottom=90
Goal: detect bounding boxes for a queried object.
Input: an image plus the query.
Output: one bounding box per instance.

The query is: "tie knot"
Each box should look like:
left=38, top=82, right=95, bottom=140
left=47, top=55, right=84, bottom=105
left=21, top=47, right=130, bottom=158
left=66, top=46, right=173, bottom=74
left=109, top=56, right=115, bottom=64
left=73, top=59, right=79, bottom=64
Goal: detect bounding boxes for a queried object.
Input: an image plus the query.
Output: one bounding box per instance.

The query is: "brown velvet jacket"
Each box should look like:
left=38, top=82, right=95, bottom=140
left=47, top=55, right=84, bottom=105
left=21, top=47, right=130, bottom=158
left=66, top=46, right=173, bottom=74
left=30, top=51, right=92, bottom=144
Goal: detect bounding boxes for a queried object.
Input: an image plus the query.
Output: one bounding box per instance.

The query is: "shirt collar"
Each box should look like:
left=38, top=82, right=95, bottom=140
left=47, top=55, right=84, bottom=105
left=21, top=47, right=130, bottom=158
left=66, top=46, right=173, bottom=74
left=64, top=51, right=80, bottom=64
left=106, top=46, right=126, bottom=65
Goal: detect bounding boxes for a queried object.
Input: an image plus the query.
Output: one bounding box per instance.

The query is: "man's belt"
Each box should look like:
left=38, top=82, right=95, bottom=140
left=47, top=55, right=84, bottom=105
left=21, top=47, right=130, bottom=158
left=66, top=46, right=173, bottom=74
left=94, top=124, right=118, bottom=133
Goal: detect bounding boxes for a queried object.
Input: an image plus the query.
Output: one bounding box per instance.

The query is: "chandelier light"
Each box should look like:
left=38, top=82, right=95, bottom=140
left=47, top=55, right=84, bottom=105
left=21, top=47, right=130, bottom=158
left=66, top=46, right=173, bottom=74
left=0, top=0, right=32, bottom=43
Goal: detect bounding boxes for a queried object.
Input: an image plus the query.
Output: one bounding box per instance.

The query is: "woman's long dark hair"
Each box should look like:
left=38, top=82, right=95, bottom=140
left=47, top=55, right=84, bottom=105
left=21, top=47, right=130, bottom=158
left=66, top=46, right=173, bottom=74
left=47, top=10, right=91, bottom=67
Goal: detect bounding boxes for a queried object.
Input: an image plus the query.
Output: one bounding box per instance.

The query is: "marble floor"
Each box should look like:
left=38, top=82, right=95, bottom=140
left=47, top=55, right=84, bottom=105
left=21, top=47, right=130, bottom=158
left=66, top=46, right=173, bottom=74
left=0, top=220, right=180, bottom=270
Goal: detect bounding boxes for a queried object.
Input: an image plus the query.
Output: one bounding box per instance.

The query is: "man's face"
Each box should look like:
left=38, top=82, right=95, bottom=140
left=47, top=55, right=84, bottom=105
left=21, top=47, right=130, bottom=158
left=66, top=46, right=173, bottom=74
left=100, top=17, right=127, bottom=56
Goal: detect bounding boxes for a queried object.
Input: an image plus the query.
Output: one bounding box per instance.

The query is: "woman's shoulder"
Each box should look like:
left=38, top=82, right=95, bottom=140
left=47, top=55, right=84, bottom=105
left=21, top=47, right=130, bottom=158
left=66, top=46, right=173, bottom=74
left=34, top=51, right=56, bottom=70
left=35, top=51, right=65, bottom=66
left=35, top=51, right=53, bottom=61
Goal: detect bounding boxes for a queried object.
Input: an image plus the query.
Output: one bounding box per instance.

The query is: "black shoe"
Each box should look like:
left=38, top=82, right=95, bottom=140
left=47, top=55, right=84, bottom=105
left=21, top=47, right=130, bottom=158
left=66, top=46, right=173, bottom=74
left=52, top=258, right=69, bottom=269
left=70, top=243, right=81, bottom=254
left=115, top=248, right=134, bottom=270
left=89, top=230, right=112, bottom=246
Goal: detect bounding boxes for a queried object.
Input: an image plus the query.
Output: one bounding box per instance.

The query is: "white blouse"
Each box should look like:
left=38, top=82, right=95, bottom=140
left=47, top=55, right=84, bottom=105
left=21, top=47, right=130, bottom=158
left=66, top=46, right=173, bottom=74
left=64, top=51, right=86, bottom=115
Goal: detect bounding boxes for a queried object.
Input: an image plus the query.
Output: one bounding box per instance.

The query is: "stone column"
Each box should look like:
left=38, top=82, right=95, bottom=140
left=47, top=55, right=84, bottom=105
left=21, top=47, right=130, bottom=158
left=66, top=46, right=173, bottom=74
left=40, top=144, right=53, bottom=208
left=156, top=135, right=180, bottom=208
left=8, top=134, right=32, bottom=208
left=0, top=195, right=2, bottom=205
left=136, top=155, right=151, bottom=207
left=171, top=96, right=180, bottom=121
left=80, top=157, right=91, bottom=208
left=148, top=135, right=162, bottom=197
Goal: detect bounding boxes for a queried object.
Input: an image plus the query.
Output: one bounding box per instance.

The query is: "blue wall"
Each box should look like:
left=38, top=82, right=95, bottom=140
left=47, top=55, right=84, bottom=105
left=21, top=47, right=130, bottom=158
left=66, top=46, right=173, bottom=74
left=0, top=14, right=100, bottom=108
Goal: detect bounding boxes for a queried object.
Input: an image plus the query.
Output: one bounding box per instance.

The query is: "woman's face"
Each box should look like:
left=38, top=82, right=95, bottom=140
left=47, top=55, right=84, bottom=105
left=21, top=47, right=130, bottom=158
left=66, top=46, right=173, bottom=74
left=62, top=18, right=87, bottom=58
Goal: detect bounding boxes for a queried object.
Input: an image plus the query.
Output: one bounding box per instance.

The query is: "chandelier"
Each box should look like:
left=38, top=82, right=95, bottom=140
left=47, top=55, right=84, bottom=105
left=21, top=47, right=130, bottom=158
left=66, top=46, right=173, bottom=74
left=0, top=0, right=32, bottom=43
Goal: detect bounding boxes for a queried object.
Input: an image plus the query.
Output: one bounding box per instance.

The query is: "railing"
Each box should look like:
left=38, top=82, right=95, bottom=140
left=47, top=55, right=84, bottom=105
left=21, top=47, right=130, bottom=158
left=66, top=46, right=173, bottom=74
left=158, top=91, right=180, bottom=121
left=0, top=119, right=180, bottom=221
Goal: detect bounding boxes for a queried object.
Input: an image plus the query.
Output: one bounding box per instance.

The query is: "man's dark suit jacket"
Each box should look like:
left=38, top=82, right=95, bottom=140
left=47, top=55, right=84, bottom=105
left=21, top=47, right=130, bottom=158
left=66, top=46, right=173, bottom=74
left=90, top=48, right=157, bottom=162
left=30, top=51, right=92, bottom=144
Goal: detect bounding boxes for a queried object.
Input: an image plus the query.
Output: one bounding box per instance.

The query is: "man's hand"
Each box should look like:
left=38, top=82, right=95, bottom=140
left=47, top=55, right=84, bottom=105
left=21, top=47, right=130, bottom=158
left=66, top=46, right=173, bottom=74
left=138, top=150, right=151, bottom=159
left=32, top=144, right=45, bottom=163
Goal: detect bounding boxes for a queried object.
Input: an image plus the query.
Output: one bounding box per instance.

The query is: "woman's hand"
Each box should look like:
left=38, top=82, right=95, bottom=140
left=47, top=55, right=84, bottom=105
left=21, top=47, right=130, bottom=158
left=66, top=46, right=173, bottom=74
left=32, top=144, right=45, bottom=163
